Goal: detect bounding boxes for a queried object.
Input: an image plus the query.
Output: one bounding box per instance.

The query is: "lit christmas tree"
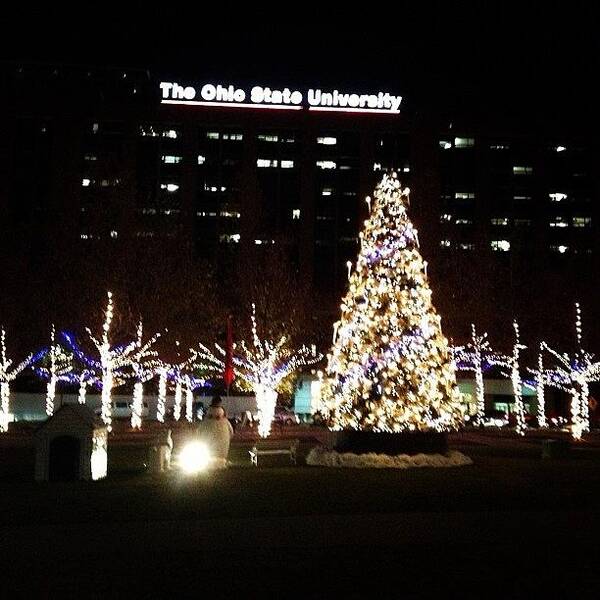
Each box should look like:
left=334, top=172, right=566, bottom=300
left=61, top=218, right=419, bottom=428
left=319, top=173, right=463, bottom=433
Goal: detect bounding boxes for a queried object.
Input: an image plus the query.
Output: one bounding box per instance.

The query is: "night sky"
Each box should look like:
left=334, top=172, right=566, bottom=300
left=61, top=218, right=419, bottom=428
left=3, top=2, right=599, bottom=125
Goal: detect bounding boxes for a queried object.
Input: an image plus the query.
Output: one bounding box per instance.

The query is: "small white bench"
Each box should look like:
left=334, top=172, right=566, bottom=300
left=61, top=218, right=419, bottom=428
left=249, top=439, right=299, bottom=466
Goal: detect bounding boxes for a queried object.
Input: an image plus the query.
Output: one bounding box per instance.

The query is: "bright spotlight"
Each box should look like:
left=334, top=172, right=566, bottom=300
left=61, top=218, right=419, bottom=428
left=179, top=442, right=210, bottom=474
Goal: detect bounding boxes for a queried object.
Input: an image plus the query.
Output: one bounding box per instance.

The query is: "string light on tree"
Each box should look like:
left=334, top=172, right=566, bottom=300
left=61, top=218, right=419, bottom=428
left=40, top=325, right=73, bottom=417
left=524, top=344, right=547, bottom=428
left=195, top=304, right=321, bottom=438
left=129, top=321, right=161, bottom=430
left=491, top=321, right=527, bottom=436
left=86, top=292, right=143, bottom=430
left=58, top=332, right=101, bottom=404
left=542, top=303, right=600, bottom=440
left=167, top=351, right=197, bottom=422
left=0, top=329, right=39, bottom=433
left=453, top=324, right=501, bottom=426
left=156, top=367, right=168, bottom=423
left=318, top=173, right=463, bottom=433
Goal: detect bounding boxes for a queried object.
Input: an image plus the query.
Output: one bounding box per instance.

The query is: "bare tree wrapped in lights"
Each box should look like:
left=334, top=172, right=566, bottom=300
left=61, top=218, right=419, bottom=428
left=39, top=325, right=74, bottom=417
left=488, top=321, right=527, bottom=436
left=59, top=331, right=101, bottom=404
left=167, top=352, right=197, bottom=422
left=453, top=324, right=503, bottom=426
left=129, top=321, right=161, bottom=430
left=86, top=292, right=146, bottom=429
left=319, top=173, right=463, bottom=433
left=195, top=304, right=321, bottom=438
left=0, top=329, right=40, bottom=432
left=542, top=303, right=599, bottom=440
left=524, top=344, right=548, bottom=428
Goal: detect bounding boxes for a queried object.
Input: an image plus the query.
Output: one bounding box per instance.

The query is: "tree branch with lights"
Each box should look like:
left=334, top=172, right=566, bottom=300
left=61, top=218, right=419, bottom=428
left=1, top=329, right=44, bottom=432
left=195, top=304, right=321, bottom=437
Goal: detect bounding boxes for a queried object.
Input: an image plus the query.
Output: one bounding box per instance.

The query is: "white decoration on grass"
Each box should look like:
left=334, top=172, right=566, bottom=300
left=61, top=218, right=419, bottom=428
left=306, top=446, right=472, bottom=469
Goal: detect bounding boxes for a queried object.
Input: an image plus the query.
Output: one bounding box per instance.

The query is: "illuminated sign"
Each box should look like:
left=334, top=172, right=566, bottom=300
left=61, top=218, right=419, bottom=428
left=159, top=82, right=402, bottom=114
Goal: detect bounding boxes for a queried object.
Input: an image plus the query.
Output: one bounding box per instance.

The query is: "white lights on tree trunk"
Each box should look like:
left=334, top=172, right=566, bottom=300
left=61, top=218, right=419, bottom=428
left=0, top=329, right=35, bottom=433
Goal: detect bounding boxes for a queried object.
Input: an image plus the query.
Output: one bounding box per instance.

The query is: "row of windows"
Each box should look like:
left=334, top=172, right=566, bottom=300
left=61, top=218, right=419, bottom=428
left=440, top=138, right=574, bottom=153
left=441, top=239, right=592, bottom=254
left=442, top=215, right=592, bottom=227
left=443, top=191, right=585, bottom=202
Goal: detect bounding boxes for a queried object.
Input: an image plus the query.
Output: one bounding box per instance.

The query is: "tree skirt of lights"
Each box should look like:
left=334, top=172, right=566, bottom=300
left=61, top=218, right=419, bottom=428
left=306, top=446, right=472, bottom=469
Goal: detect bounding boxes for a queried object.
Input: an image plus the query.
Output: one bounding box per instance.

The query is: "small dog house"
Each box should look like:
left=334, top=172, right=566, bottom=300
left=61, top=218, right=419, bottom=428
left=35, top=404, right=108, bottom=481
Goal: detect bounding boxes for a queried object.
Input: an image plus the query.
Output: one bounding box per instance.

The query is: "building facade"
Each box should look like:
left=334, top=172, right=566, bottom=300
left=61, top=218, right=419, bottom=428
left=1, top=62, right=598, bottom=348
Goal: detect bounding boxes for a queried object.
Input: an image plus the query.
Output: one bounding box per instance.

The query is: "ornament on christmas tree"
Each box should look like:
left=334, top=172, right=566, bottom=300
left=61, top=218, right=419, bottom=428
left=319, top=173, right=463, bottom=433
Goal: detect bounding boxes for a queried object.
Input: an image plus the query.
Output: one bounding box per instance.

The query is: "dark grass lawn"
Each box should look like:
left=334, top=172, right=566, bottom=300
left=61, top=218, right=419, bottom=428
left=2, top=452, right=600, bottom=523
left=2, top=436, right=600, bottom=597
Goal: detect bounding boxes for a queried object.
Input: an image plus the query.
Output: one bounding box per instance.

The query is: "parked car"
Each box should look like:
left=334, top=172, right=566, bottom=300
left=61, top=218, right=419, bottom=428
left=481, top=409, right=509, bottom=428
left=94, top=401, right=149, bottom=419
left=272, top=407, right=300, bottom=426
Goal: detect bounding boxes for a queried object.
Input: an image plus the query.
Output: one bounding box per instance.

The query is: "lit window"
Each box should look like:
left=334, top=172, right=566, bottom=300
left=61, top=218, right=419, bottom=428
left=549, top=192, right=567, bottom=202
left=572, top=217, right=591, bottom=228
left=549, top=217, right=568, bottom=228
left=223, top=133, right=243, bottom=141
left=84, top=154, right=97, bottom=161
left=373, top=163, right=382, bottom=172
left=206, top=132, right=219, bottom=140
left=219, top=233, right=240, bottom=243
left=513, top=166, right=533, bottom=175
left=80, top=234, right=90, bottom=240
left=161, top=183, right=180, bottom=193
left=490, top=144, right=510, bottom=150
left=322, top=188, right=334, bottom=196
left=258, top=134, right=278, bottom=142
left=220, top=210, right=241, bottom=218
left=317, top=136, right=337, bottom=145
left=554, top=145, right=567, bottom=152
left=282, top=135, right=295, bottom=143
left=138, top=125, right=158, bottom=137
left=110, top=230, right=118, bottom=239
left=403, top=165, right=410, bottom=173
left=197, top=155, right=206, bottom=165
left=281, top=160, right=294, bottom=169
left=550, top=245, right=568, bottom=254
left=92, top=123, right=99, bottom=134
left=257, top=159, right=278, bottom=168
left=162, top=155, right=183, bottom=164
left=491, top=218, right=509, bottom=226
left=141, top=208, right=157, bottom=215
left=455, top=192, right=475, bottom=199
left=163, top=129, right=178, bottom=139
left=439, top=140, right=452, bottom=150
left=440, top=239, right=452, bottom=248
left=292, top=209, right=301, bottom=220
left=343, top=191, right=357, bottom=197
left=82, top=178, right=91, bottom=187
left=514, top=195, right=532, bottom=201
left=316, top=160, right=336, bottom=170
left=455, top=218, right=472, bottom=225
left=454, top=137, right=474, bottom=148
left=440, top=213, right=453, bottom=222
left=459, top=243, right=475, bottom=250
left=338, top=164, right=353, bottom=170
left=254, top=239, right=275, bottom=245
left=514, top=219, right=532, bottom=227
left=491, top=240, right=510, bottom=252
